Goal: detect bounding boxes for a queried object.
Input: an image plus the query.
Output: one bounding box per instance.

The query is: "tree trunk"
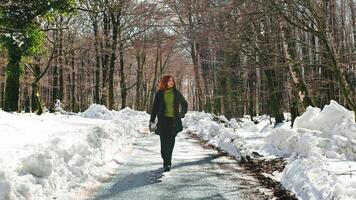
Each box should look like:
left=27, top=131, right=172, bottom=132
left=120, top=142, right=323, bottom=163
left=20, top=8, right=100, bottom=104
left=52, top=29, right=59, bottom=102
left=190, top=42, right=203, bottom=111
left=119, top=41, right=127, bottom=109
left=322, top=34, right=356, bottom=120
left=280, top=21, right=315, bottom=110
left=254, top=16, right=285, bottom=124
left=101, top=11, right=110, bottom=106
left=0, top=82, right=4, bottom=108
left=4, top=53, right=21, bottom=112
left=108, top=13, right=120, bottom=110
left=32, top=83, right=43, bottom=115
left=264, top=69, right=285, bottom=123
left=135, top=48, right=146, bottom=110
left=248, top=71, right=255, bottom=118
left=255, top=67, right=260, bottom=116
left=71, top=52, right=76, bottom=111
left=149, top=43, right=160, bottom=113
left=31, top=64, right=42, bottom=113
left=349, top=0, right=356, bottom=51
left=58, top=17, right=64, bottom=101
left=93, top=20, right=101, bottom=104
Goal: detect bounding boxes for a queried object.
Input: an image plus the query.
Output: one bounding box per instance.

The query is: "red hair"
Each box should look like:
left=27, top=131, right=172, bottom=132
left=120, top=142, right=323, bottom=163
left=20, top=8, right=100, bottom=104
left=158, top=75, right=175, bottom=91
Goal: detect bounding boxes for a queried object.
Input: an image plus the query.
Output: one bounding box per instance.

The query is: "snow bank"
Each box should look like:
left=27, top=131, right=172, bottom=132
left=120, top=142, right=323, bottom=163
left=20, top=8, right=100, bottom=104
left=264, top=101, right=356, bottom=200
left=183, top=111, right=274, bottom=159
left=0, top=106, right=149, bottom=200
left=294, top=100, right=355, bottom=133
left=184, top=100, right=356, bottom=200
left=265, top=101, right=356, bottom=160
left=79, top=104, right=148, bottom=122
left=78, top=104, right=113, bottom=120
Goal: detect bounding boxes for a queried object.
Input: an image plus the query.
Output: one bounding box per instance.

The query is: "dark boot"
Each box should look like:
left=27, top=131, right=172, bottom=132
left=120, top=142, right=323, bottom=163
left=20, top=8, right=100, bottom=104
left=164, top=165, right=171, bottom=172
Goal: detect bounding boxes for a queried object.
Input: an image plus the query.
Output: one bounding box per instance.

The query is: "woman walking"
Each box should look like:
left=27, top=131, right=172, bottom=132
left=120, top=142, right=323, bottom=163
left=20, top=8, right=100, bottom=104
left=149, top=75, right=188, bottom=172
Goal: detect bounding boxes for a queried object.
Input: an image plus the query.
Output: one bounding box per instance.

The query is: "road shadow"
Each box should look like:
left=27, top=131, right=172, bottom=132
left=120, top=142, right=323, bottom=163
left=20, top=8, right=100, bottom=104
left=93, top=167, right=164, bottom=200
left=172, top=153, right=225, bottom=170
left=92, top=153, right=224, bottom=200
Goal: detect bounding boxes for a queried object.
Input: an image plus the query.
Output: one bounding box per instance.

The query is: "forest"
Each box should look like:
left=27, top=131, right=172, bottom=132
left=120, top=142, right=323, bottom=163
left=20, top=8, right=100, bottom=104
left=1, top=0, right=355, bottom=123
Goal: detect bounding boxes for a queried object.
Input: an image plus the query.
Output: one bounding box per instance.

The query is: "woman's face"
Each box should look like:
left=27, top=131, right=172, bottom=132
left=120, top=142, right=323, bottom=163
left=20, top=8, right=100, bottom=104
left=167, top=77, right=174, bottom=89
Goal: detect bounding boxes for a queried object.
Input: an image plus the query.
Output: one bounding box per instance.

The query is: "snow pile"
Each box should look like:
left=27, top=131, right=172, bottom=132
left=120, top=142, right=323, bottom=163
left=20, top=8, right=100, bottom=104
left=113, top=107, right=149, bottom=122
left=265, top=100, right=356, bottom=160
left=253, top=115, right=273, bottom=132
left=78, top=104, right=113, bottom=120
left=264, top=100, right=356, bottom=200
left=184, top=100, right=356, bottom=200
left=294, top=100, right=354, bottom=133
left=183, top=111, right=274, bottom=159
left=79, top=105, right=148, bottom=123
left=0, top=106, right=149, bottom=200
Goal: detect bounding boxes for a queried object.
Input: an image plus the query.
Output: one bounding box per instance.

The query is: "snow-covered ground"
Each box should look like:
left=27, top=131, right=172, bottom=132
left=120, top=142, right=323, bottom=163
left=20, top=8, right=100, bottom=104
left=0, top=105, right=149, bottom=200
left=1, top=100, right=355, bottom=200
left=183, top=100, right=356, bottom=200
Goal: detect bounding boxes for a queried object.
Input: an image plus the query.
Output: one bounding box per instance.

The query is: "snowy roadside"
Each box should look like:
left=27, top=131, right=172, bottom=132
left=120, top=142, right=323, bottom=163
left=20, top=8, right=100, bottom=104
left=182, top=100, right=356, bottom=200
left=1, top=100, right=354, bottom=200
left=0, top=105, right=149, bottom=200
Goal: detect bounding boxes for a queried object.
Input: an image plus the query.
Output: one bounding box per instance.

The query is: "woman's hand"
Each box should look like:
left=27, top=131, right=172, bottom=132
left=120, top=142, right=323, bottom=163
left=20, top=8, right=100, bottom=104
left=149, top=121, right=157, bottom=132
left=179, top=112, right=185, bottom=118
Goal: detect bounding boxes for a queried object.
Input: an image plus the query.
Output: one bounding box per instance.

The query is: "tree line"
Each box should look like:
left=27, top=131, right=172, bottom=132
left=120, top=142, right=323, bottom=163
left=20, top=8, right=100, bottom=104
left=0, top=0, right=355, bottom=124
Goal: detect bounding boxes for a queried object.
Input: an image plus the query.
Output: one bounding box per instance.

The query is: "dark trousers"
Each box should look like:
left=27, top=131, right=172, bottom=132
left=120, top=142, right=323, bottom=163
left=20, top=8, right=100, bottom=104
left=159, top=117, right=175, bottom=167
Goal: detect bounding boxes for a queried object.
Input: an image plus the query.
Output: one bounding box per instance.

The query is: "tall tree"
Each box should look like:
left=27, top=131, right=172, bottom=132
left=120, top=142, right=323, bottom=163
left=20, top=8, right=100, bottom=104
left=0, top=0, right=75, bottom=111
left=270, top=0, right=356, bottom=121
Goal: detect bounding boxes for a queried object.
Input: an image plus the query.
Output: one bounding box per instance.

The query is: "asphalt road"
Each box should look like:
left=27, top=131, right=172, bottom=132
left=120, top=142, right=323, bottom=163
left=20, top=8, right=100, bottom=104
left=91, top=131, right=275, bottom=200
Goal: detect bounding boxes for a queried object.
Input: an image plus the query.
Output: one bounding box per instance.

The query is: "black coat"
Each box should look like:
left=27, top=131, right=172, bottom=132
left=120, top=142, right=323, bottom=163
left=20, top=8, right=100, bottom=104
left=150, top=87, right=188, bottom=136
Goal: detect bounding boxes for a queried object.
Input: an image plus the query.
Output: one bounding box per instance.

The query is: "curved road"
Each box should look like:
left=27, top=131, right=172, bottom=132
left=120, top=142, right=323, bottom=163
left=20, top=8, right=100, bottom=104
left=91, top=130, right=275, bottom=200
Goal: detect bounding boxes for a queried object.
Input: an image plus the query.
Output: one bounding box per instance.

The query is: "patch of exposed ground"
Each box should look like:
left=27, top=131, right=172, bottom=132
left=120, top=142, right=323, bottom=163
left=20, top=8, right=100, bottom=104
left=189, top=133, right=297, bottom=200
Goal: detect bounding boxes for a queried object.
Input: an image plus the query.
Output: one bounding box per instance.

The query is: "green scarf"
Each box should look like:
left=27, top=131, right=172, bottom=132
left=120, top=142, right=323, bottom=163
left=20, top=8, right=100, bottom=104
left=164, top=88, right=174, bottom=117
